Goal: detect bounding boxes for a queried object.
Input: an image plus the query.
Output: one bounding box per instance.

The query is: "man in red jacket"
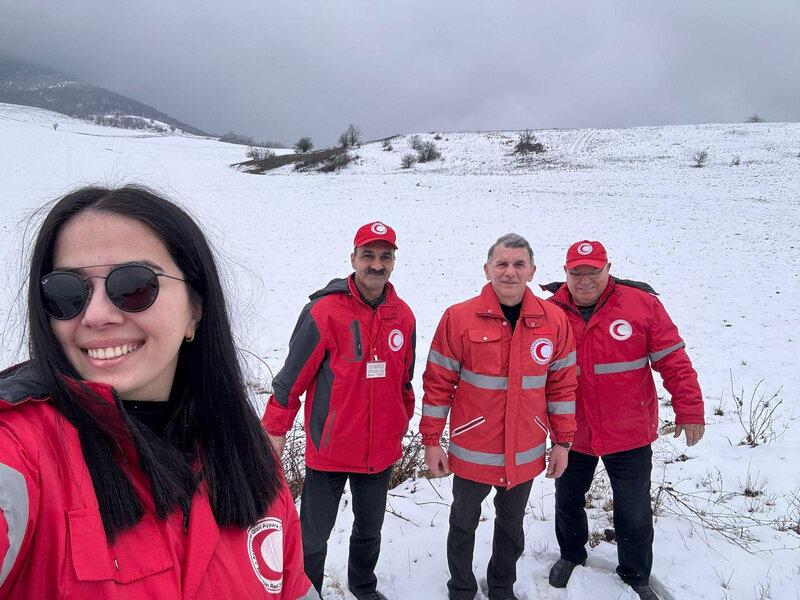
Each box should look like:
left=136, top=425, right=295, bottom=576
left=543, top=240, right=705, bottom=600
left=421, top=233, right=577, bottom=600
left=263, top=222, right=416, bottom=600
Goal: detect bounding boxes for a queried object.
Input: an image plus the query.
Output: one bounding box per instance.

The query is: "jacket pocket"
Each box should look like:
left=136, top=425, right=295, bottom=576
left=451, top=415, right=486, bottom=437
left=533, top=416, right=549, bottom=436
left=67, top=509, right=172, bottom=584
left=467, top=329, right=502, bottom=375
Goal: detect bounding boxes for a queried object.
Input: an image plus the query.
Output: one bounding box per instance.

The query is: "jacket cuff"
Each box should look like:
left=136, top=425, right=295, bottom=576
left=552, top=432, right=574, bottom=443
left=675, top=416, right=705, bottom=426
left=263, top=397, right=298, bottom=435
left=422, top=434, right=442, bottom=446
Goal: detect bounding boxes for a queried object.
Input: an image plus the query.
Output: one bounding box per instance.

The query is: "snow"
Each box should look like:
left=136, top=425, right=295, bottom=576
left=1, top=102, right=798, bottom=599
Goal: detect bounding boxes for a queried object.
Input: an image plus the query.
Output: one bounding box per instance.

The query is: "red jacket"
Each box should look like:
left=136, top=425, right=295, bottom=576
left=546, top=278, right=704, bottom=456
left=420, top=284, right=577, bottom=489
left=263, top=276, right=415, bottom=473
left=0, top=364, right=317, bottom=600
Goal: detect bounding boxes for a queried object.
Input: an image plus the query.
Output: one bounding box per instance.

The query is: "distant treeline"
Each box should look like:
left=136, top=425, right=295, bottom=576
left=219, top=131, right=286, bottom=149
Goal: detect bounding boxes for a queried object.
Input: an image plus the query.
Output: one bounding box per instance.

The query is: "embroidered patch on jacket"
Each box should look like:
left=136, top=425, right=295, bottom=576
left=247, top=517, right=284, bottom=593
left=530, top=338, right=553, bottom=364
left=577, top=242, right=593, bottom=255
left=388, top=329, right=404, bottom=351
left=609, top=319, right=633, bottom=341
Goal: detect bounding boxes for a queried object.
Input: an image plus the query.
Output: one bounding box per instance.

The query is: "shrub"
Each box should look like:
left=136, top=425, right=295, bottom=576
left=246, top=146, right=275, bottom=161
left=745, top=114, right=765, bottom=123
left=294, top=137, right=313, bottom=153
left=433, top=133, right=442, bottom=140
left=317, top=152, right=355, bottom=172
left=416, top=141, right=441, bottom=163
left=400, top=153, right=417, bottom=169
left=692, top=149, right=709, bottom=168
left=730, top=373, right=784, bottom=447
left=515, top=129, right=545, bottom=153
left=381, top=139, right=393, bottom=152
left=52, top=122, right=59, bottom=130
left=338, top=123, right=362, bottom=148
left=408, top=135, right=422, bottom=150
left=730, top=156, right=740, bottom=166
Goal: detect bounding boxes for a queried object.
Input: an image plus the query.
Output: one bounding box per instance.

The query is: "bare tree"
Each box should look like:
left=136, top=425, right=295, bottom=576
left=52, top=123, right=59, bottom=131
left=339, top=123, right=362, bottom=148
left=294, top=137, right=313, bottom=153
left=745, top=114, right=765, bottom=123
left=416, top=141, right=441, bottom=163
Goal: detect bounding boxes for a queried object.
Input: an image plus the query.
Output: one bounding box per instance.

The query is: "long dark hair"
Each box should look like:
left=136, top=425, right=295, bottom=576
left=27, top=185, right=281, bottom=542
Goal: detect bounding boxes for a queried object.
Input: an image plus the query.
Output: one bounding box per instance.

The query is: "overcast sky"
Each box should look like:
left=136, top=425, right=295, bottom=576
left=1, top=1, right=798, bottom=146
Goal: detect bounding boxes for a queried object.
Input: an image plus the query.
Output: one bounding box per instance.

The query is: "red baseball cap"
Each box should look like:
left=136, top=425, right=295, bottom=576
left=354, top=221, right=397, bottom=249
left=565, top=240, right=608, bottom=269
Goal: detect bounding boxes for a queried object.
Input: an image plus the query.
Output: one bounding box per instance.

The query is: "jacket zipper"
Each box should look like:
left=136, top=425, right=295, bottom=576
left=323, top=409, right=336, bottom=448
left=534, top=416, right=549, bottom=435
left=452, top=416, right=486, bottom=437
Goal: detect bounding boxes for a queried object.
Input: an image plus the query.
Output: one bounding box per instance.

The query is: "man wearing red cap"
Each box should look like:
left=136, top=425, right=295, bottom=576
left=421, top=233, right=577, bottom=600
left=542, top=240, right=704, bottom=600
left=263, top=222, right=416, bottom=600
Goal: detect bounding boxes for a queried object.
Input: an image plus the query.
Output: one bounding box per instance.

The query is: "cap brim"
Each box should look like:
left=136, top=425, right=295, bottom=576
left=565, top=258, right=607, bottom=269
left=355, top=236, right=397, bottom=249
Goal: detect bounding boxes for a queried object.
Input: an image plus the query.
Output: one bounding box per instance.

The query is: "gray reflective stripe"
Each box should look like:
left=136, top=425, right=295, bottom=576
left=649, top=341, right=685, bottom=363
left=547, top=401, right=576, bottom=414
left=594, top=357, right=649, bottom=374
left=460, top=369, right=508, bottom=390
left=549, top=351, right=576, bottom=371
left=300, top=582, right=322, bottom=599
left=0, top=463, right=28, bottom=587
left=521, top=375, right=547, bottom=389
left=427, top=349, right=461, bottom=372
left=450, top=442, right=505, bottom=466
left=577, top=366, right=581, bottom=376
left=422, top=404, right=450, bottom=418
left=516, top=443, right=546, bottom=465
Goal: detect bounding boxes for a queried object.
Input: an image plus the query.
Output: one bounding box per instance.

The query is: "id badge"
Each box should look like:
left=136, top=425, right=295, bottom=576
left=366, top=361, right=387, bottom=379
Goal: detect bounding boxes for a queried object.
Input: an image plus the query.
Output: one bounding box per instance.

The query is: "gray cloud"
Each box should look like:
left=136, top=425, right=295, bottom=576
left=1, top=0, right=797, bottom=146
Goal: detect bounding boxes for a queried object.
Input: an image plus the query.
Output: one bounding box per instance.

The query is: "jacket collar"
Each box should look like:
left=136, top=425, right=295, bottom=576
left=476, top=283, right=545, bottom=319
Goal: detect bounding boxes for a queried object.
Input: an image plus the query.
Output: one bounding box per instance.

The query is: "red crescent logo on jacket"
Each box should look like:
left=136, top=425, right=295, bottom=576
left=247, top=517, right=283, bottom=593
left=577, top=242, right=593, bottom=255
left=609, top=319, right=633, bottom=341
left=530, top=338, right=553, bottom=364
left=371, top=222, right=388, bottom=234
left=388, top=329, right=404, bottom=351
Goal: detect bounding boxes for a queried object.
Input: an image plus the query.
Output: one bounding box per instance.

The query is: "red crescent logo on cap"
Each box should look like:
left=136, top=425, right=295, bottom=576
left=247, top=518, right=284, bottom=593
left=530, top=338, right=553, bottom=364
left=371, top=222, right=388, bottom=235
left=609, top=319, right=633, bottom=341
left=577, top=243, right=593, bottom=255
left=388, top=329, right=404, bottom=351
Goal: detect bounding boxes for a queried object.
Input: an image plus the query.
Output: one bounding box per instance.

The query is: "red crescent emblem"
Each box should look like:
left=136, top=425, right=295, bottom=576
left=530, top=338, right=553, bottom=364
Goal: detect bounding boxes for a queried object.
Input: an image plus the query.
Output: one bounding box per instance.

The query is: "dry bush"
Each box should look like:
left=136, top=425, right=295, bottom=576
left=730, top=373, right=784, bottom=447
left=381, top=139, right=393, bottom=152
left=400, top=153, right=417, bottom=169
left=692, top=149, right=709, bottom=168
left=316, top=153, right=356, bottom=172
left=514, top=129, right=546, bottom=154
left=416, top=141, right=441, bottom=163
left=408, top=135, right=423, bottom=150
left=246, top=146, right=275, bottom=161
left=280, top=422, right=307, bottom=499
left=389, top=432, right=427, bottom=489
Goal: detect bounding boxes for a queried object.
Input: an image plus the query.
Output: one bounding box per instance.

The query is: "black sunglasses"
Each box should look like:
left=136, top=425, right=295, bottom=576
left=40, top=264, right=187, bottom=320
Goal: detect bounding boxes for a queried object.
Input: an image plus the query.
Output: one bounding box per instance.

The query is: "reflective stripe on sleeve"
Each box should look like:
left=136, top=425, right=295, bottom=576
left=422, top=404, right=450, bottom=418
left=649, top=341, right=685, bottom=363
left=0, top=463, right=28, bottom=587
left=460, top=369, right=508, bottom=390
left=547, top=401, right=576, bottom=414
left=593, top=357, right=648, bottom=374
left=548, top=351, right=576, bottom=371
left=521, top=375, right=547, bottom=389
left=427, top=349, right=461, bottom=372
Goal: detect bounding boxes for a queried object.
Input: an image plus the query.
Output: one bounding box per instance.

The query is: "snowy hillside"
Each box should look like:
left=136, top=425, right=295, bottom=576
left=0, top=102, right=798, bottom=599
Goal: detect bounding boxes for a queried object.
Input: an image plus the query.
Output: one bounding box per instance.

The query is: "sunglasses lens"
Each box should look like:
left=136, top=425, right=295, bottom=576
left=107, top=266, right=159, bottom=312
left=41, top=272, right=87, bottom=320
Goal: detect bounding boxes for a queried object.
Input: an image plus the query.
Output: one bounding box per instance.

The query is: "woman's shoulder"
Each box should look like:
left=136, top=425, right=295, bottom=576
left=0, top=361, right=59, bottom=441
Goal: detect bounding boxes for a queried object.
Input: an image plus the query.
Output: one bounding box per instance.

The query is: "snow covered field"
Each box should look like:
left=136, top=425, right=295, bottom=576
left=0, top=102, right=798, bottom=599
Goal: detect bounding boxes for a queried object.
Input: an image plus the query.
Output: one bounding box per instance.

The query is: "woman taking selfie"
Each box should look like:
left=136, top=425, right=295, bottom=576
left=0, top=186, right=318, bottom=599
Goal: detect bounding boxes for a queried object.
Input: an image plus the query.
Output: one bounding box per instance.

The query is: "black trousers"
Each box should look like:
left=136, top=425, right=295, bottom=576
left=300, top=466, right=391, bottom=596
left=554, top=445, right=654, bottom=586
left=447, top=474, right=534, bottom=600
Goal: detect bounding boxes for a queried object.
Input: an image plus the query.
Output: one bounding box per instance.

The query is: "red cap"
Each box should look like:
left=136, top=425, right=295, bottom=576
left=565, top=240, right=608, bottom=269
left=354, top=221, right=397, bottom=249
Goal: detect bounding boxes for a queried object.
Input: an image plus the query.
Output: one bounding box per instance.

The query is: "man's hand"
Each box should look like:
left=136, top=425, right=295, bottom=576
left=674, top=424, right=705, bottom=447
left=425, top=445, right=451, bottom=477
left=546, top=444, right=569, bottom=479
left=268, top=433, right=287, bottom=457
